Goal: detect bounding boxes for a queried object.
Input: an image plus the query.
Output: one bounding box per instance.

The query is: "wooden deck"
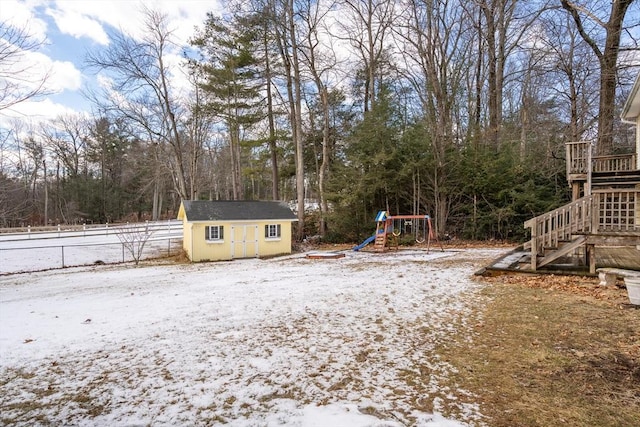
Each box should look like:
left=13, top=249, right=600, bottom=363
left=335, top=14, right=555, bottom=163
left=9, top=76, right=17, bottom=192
left=483, top=244, right=640, bottom=276
left=521, top=141, right=640, bottom=273
left=524, top=189, right=639, bottom=271
left=594, top=246, right=640, bottom=270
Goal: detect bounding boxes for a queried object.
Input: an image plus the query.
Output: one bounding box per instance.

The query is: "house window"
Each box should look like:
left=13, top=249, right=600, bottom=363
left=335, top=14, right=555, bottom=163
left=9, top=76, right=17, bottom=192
left=205, top=225, right=224, bottom=241
left=265, top=224, right=281, bottom=239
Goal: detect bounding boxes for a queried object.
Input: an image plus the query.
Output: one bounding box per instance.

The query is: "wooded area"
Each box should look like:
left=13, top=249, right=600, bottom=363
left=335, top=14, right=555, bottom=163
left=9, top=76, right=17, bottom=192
left=1, top=0, right=638, bottom=243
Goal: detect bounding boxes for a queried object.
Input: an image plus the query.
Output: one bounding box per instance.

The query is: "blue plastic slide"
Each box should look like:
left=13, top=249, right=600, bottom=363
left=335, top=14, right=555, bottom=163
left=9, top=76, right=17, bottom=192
left=353, top=234, right=376, bottom=251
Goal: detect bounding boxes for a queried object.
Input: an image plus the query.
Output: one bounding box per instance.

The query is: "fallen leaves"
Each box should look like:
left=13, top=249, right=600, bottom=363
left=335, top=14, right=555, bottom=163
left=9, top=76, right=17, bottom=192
left=482, top=273, right=631, bottom=307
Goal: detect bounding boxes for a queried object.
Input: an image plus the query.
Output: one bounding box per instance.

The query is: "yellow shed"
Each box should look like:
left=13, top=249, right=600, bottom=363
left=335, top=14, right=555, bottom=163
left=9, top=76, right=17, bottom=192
left=177, top=200, right=297, bottom=262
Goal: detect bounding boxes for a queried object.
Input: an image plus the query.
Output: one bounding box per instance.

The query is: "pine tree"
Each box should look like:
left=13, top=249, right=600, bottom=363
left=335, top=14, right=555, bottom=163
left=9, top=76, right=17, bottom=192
left=192, top=13, right=264, bottom=200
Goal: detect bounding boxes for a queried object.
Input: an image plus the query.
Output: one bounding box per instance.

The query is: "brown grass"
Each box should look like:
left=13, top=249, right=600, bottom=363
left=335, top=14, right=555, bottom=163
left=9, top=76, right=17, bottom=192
left=437, top=274, right=640, bottom=427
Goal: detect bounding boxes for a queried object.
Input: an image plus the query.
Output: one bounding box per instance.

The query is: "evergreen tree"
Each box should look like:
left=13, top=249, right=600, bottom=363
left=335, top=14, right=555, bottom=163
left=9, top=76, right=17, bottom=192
left=192, top=13, right=263, bottom=200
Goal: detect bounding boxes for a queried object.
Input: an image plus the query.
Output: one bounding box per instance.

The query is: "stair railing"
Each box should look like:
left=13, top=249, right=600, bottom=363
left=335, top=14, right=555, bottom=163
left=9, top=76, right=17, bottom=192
left=524, top=195, right=593, bottom=270
left=525, top=189, right=640, bottom=270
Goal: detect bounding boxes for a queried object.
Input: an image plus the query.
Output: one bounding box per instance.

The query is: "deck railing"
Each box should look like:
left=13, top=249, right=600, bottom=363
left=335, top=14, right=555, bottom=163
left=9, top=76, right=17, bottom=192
left=525, top=189, right=639, bottom=270
left=566, top=141, right=591, bottom=176
left=566, top=141, right=637, bottom=175
left=592, top=154, right=638, bottom=173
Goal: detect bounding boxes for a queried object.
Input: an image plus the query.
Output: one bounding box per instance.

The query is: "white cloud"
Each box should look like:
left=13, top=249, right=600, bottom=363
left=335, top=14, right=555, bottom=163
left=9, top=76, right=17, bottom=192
left=1, top=0, right=221, bottom=129
left=49, top=59, right=82, bottom=92
left=157, top=0, right=222, bottom=46
left=44, top=0, right=221, bottom=46
left=43, top=0, right=222, bottom=101
left=0, top=98, right=81, bottom=128
left=45, top=6, right=109, bottom=45
left=95, top=73, right=114, bottom=90
left=7, top=48, right=83, bottom=94
left=1, top=0, right=49, bottom=42
left=163, top=52, right=191, bottom=97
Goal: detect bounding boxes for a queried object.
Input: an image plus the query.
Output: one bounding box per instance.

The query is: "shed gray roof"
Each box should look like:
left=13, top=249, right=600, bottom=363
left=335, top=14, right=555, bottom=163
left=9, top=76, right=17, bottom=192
left=181, top=200, right=297, bottom=222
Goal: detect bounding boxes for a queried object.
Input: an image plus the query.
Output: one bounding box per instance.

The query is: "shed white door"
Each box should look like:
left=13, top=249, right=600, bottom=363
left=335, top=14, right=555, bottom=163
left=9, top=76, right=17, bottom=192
left=230, top=225, right=259, bottom=259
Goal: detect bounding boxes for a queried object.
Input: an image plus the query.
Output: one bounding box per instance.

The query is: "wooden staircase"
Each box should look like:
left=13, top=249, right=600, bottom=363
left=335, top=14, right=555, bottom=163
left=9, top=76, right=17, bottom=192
left=525, top=190, right=639, bottom=272
left=537, top=235, right=586, bottom=269
left=373, top=229, right=387, bottom=251
left=524, top=194, right=592, bottom=270
left=525, top=141, right=640, bottom=272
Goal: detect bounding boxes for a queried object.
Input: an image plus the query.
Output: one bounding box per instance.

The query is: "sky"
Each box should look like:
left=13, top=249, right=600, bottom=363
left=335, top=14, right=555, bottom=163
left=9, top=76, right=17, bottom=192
left=0, top=0, right=220, bottom=127
left=1, top=0, right=638, bottom=132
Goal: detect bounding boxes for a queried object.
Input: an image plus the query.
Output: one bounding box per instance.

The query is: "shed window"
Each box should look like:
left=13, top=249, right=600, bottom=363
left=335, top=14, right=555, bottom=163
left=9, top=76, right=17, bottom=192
left=265, top=224, right=281, bottom=239
left=205, top=225, right=224, bottom=241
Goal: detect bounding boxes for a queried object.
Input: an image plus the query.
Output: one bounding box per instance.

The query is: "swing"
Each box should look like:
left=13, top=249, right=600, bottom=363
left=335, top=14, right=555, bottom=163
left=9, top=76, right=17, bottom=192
left=415, top=218, right=427, bottom=244
left=403, top=219, right=414, bottom=239
left=392, top=219, right=402, bottom=237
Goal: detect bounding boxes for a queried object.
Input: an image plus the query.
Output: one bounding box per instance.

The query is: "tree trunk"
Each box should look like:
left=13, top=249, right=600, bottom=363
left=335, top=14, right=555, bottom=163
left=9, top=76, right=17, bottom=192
left=284, top=0, right=305, bottom=238
left=483, top=0, right=500, bottom=147
left=43, top=159, right=48, bottom=226
left=229, top=123, right=243, bottom=200
left=318, top=86, right=330, bottom=237
left=264, top=29, right=279, bottom=201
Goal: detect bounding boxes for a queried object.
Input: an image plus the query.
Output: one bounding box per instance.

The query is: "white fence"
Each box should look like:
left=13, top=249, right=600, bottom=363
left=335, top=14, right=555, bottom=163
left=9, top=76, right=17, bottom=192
left=0, top=221, right=183, bottom=275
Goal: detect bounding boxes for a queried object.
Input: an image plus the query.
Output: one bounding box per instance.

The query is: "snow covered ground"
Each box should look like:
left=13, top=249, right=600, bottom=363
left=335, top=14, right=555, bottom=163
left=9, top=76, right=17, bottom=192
left=0, top=247, right=507, bottom=426
left=0, top=221, right=183, bottom=274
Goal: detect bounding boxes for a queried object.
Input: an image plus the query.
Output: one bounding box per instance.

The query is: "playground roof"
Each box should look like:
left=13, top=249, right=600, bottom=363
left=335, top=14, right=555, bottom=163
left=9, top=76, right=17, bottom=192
left=375, top=211, right=388, bottom=222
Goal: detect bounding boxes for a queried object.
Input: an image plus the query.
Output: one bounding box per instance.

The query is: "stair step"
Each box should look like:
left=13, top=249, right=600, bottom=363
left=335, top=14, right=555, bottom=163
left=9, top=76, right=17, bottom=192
left=374, top=232, right=387, bottom=249
left=543, top=240, right=581, bottom=253
left=538, top=236, right=587, bottom=269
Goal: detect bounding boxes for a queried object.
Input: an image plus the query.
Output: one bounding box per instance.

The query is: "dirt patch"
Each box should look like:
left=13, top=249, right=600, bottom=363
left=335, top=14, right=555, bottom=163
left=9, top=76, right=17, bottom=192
left=302, top=240, right=514, bottom=252
left=436, top=273, right=640, bottom=427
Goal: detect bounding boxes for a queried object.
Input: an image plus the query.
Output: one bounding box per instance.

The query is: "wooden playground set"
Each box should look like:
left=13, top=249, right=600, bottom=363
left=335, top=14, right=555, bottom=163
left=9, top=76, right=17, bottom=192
left=353, top=210, right=440, bottom=252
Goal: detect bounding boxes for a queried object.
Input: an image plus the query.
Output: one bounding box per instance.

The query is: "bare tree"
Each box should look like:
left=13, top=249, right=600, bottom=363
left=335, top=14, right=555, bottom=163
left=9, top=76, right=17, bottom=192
left=40, top=115, right=88, bottom=179
left=396, top=0, right=472, bottom=234
left=340, top=0, right=395, bottom=113
left=538, top=9, right=599, bottom=142
left=39, top=115, right=90, bottom=223
left=298, top=0, right=339, bottom=237
left=184, top=70, right=212, bottom=202
left=0, top=21, right=50, bottom=112
left=0, top=123, right=31, bottom=225
left=85, top=7, right=191, bottom=200
left=258, top=5, right=282, bottom=201
left=246, top=0, right=292, bottom=202
left=270, top=0, right=306, bottom=237
left=471, top=0, right=549, bottom=147
left=560, top=0, right=636, bottom=155
left=15, top=130, right=45, bottom=223
left=114, top=223, right=155, bottom=265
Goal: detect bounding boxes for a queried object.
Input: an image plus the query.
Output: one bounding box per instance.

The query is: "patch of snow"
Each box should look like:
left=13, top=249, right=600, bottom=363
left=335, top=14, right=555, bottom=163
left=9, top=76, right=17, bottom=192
left=0, top=247, right=508, bottom=426
left=0, top=222, right=181, bottom=274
